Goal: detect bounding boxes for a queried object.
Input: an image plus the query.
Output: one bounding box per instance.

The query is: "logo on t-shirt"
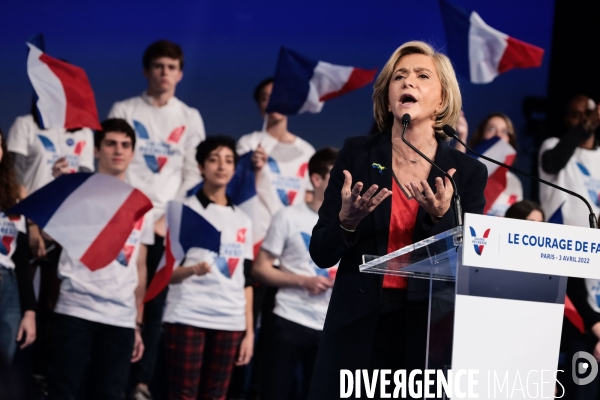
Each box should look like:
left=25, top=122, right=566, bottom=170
left=116, top=218, right=144, bottom=266
left=215, top=228, right=246, bottom=278
left=38, top=134, right=84, bottom=172
left=576, top=162, right=600, bottom=207
left=0, top=217, right=19, bottom=256
left=267, top=158, right=308, bottom=206
left=133, top=120, right=185, bottom=174
left=301, top=231, right=331, bottom=278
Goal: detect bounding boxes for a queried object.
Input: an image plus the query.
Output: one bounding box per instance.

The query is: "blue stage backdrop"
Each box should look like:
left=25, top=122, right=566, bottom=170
left=1, top=0, right=554, bottom=151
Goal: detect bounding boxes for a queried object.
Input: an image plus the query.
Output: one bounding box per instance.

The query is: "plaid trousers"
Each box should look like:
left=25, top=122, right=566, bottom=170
left=164, top=323, right=244, bottom=400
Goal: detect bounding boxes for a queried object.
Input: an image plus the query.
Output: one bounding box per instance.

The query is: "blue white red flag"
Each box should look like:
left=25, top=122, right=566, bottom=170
left=144, top=201, right=221, bottom=302
left=440, top=0, right=544, bottom=84
left=266, top=47, right=376, bottom=115
left=8, top=173, right=152, bottom=271
left=471, top=137, right=519, bottom=215
left=26, top=43, right=101, bottom=130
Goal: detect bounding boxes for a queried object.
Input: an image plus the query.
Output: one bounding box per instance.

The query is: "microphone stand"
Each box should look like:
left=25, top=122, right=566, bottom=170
left=444, top=125, right=598, bottom=229
left=400, top=114, right=463, bottom=227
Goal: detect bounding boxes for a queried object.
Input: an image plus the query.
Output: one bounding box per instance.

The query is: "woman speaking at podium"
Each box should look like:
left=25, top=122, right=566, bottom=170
left=307, top=41, right=487, bottom=399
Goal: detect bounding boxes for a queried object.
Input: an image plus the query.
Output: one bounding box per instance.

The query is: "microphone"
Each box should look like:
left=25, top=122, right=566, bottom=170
left=442, top=124, right=599, bottom=229
left=400, top=114, right=463, bottom=227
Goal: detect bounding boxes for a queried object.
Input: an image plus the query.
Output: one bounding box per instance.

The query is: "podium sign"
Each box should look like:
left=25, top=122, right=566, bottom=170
left=464, top=213, right=600, bottom=279
left=359, top=213, right=600, bottom=399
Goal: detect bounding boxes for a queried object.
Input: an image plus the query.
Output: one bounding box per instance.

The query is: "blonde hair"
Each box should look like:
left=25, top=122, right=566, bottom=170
left=373, top=41, right=462, bottom=140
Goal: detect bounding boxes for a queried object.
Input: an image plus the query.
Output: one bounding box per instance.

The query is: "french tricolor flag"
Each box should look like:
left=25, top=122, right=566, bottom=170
left=471, top=137, right=517, bottom=214
left=266, top=47, right=377, bottom=115
left=440, top=0, right=544, bottom=84
left=27, top=43, right=101, bottom=130
left=8, top=173, right=152, bottom=271
left=144, top=201, right=221, bottom=302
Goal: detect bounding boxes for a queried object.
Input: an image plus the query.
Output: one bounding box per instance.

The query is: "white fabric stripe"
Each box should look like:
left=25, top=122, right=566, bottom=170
left=26, top=43, right=66, bottom=128
left=298, top=61, right=353, bottom=114
left=468, top=12, right=508, bottom=84
left=479, top=139, right=516, bottom=176
left=155, top=201, right=184, bottom=274
left=44, top=174, right=134, bottom=260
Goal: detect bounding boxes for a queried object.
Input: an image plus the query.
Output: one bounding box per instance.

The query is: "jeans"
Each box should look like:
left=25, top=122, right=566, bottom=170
left=47, top=313, right=135, bottom=400
left=0, top=267, right=21, bottom=363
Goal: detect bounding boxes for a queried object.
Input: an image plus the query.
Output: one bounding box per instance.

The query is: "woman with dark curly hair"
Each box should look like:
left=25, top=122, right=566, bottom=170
left=0, top=130, right=36, bottom=363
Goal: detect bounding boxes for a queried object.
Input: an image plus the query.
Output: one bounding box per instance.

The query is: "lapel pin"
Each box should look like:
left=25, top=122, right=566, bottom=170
left=371, top=163, right=386, bottom=175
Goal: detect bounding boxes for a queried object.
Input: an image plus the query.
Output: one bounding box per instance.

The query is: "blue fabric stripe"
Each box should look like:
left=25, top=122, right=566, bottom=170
left=179, top=204, right=221, bottom=253
left=472, top=136, right=501, bottom=156
left=227, top=152, right=257, bottom=205
left=548, top=204, right=564, bottom=224
left=7, top=173, right=93, bottom=228
left=439, top=0, right=472, bottom=81
left=266, top=47, right=318, bottom=115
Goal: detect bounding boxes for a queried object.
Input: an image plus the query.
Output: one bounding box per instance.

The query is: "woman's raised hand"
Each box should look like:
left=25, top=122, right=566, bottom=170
left=407, top=168, right=456, bottom=222
left=338, top=170, right=391, bottom=231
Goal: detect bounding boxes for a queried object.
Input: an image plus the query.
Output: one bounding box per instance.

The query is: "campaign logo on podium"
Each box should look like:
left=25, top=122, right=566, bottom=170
left=469, top=226, right=491, bottom=256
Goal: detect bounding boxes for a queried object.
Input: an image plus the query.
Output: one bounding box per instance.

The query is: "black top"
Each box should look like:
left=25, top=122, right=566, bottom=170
left=307, top=132, right=487, bottom=400
left=540, top=126, right=596, bottom=174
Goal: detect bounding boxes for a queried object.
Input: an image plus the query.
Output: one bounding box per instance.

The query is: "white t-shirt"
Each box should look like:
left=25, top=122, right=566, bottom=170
left=163, top=194, right=253, bottom=331
left=538, top=137, right=600, bottom=227
left=539, top=137, right=600, bottom=315
left=236, top=131, right=315, bottom=245
left=54, top=211, right=154, bottom=328
left=108, top=93, right=205, bottom=221
left=487, top=172, right=523, bottom=217
left=0, top=213, right=26, bottom=270
left=261, top=202, right=337, bottom=331
left=7, top=114, right=95, bottom=194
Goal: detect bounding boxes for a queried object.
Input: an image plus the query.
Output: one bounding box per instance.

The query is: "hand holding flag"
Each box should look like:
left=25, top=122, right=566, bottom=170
left=144, top=201, right=222, bottom=302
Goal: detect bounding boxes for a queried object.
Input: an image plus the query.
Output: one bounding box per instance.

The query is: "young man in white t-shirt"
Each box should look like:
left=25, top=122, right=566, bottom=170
left=47, top=119, right=153, bottom=400
left=108, top=40, right=206, bottom=398
left=162, top=135, right=254, bottom=400
left=253, top=147, right=338, bottom=400
left=237, top=78, right=315, bottom=249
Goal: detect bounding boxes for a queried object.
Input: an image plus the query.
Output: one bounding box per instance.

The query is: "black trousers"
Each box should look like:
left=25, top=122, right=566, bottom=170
left=47, top=313, right=134, bottom=400
left=262, top=315, right=322, bottom=400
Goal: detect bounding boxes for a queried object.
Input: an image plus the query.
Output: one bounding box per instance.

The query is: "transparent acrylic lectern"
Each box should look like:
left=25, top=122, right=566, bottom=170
left=360, top=226, right=463, bottom=372
left=358, top=212, right=600, bottom=398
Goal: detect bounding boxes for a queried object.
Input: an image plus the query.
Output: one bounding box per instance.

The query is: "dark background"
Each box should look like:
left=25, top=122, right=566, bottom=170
left=1, top=0, right=571, bottom=200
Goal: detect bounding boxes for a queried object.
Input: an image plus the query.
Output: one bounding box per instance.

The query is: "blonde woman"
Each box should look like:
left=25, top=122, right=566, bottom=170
left=307, top=41, right=487, bottom=399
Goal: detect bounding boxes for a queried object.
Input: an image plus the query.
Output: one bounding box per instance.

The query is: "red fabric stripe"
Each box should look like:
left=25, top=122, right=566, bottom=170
left=564, top=295, right=585, bottom=334
left=319, top=68, right=377, bottom=102
left=144, top=233, right=175, bottom=302
left=80, top=189, right=153, bottom=271
left=498, top=36, right=544, bottom=75
left=39, top=53, right=101, bottom=130
left=483, top=154, right=515, bottom=214
left=253, top=240, right=263, bottom=259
